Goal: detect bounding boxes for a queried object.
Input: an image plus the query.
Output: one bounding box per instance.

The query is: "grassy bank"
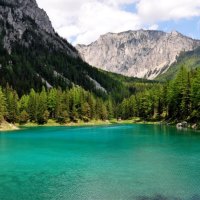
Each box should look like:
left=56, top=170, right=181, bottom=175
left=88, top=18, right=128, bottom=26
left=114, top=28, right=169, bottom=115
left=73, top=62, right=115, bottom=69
left=19, top=118, right=161, bottom=128
left=0, top=118, right=162, bottom=132
left=20, top=119, right=112, bottom=128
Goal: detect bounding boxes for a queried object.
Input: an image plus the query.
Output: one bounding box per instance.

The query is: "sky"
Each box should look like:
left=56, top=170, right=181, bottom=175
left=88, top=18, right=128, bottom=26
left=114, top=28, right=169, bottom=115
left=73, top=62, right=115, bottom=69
left=37, top=0, right=200, bottom=45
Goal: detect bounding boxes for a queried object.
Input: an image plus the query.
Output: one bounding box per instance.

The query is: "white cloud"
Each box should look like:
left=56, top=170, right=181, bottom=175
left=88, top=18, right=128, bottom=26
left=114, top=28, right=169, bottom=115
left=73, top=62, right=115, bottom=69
left=38, top=0, right=141, bottom=44
left=69, top=1, right=141, bottom=44
left=137, top=0, right=200, bottom=23
left=148, top=24, right=159, bottom=30
left=37, top=0, right=200, bottom=45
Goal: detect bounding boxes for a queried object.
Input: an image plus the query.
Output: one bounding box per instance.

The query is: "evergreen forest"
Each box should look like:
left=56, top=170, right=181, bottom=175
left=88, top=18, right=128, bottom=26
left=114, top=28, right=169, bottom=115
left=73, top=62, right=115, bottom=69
left=1, top=67, right=200, bottom=126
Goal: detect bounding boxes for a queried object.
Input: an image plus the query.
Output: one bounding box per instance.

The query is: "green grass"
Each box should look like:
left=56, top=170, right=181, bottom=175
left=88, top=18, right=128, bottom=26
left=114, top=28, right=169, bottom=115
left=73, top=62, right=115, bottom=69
left=1, top=118, right=162, bottom=132
left=19, top=118, right=160, bottom=129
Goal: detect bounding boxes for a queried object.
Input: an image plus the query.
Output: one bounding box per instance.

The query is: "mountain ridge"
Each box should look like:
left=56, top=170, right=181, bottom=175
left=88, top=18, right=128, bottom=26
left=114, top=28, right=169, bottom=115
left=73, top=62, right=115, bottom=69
left=76, top=29, right=200, bottom=79
left=156, top=46, right=200, bottom=81
left=0, top=0, right=148, bottom=101
left=0, top=0, right=78, bottom=56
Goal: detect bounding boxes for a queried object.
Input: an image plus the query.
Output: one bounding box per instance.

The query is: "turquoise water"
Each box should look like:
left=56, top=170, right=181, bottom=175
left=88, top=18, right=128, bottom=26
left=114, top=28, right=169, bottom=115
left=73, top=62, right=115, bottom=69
left=0, top=124, right=200, bottom=200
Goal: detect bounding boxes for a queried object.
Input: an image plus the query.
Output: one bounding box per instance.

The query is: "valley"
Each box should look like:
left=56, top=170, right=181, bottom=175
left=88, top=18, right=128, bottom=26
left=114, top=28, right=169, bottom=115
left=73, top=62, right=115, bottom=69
left=0, top=0, right=200, bottom=129
left=0, top=1, right=200, bottom=200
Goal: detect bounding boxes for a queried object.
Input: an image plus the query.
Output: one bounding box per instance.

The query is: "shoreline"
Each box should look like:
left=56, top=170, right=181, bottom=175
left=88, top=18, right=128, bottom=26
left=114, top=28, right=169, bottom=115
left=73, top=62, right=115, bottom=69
left=0, top=121, right=19, bottom=132
left=0, top=119, right=198, bottom=132
left=0, top=119, right=160, bottom=132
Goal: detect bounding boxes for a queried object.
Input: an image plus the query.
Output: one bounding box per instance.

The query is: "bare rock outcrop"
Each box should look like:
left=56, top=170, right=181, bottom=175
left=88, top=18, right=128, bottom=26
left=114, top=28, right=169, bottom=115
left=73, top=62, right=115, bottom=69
left=76, top=30, right=200, bottom=79
left=0, top=0, right=78, bottom=56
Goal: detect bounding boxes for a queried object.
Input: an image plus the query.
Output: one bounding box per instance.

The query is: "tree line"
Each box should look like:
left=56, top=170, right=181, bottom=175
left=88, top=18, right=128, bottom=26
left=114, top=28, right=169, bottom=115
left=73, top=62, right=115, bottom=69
left=1, top=67, right=200, bottom=126
left=0, top=86, right=114, bottom=125
left=118, top=67, right=200, bottom=125
left=0, top=27, right=132, bottom=101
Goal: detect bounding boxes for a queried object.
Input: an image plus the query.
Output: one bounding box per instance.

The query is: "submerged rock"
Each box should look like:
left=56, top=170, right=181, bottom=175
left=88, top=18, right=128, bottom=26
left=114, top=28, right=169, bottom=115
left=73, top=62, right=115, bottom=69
left=192, top=124, right=197, bottom=129
left=176, top=121, right=188, bottom=129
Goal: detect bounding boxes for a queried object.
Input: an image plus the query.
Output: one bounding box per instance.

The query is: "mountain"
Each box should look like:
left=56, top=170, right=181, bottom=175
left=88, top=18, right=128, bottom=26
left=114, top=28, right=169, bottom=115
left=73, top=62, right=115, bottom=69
left=76, top=30, right=200, bottom=79
left=0, top=0, right=143, bottom=100
left=156, top=47, right=200, bottom=81
left=0, top=0, right=77, bottom=55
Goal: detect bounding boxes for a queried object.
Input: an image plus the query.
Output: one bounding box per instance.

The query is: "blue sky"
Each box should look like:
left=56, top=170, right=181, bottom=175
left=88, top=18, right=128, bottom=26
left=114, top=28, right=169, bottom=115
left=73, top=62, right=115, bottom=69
left=158, top=18, right=200, bottom=39
left=38, top=0, right=200, bottom=44
left=123, top=3, right=200, bottom=40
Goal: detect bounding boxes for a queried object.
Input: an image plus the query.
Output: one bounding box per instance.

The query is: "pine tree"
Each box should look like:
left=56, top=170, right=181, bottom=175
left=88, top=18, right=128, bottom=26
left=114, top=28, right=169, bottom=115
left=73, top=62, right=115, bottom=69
left=88, top=93, right=96, bottom=119
left=18, top=95, right=29, bottom=113
left=28, top=89, right=37, bottom=122
left=191, top=69, right=200, bottom=120
left=5, top=89, right=19, bottom=123
left=0, top=87, right=7, bottom=123
left=61, top=91, right=70, bottom=122
left=37, top=87, right=48, bottom=124
left=47, top=88, right=57, bottom=118
left=71, top=104, right=79, bottom=122
left=81, top=102, right=91, bottom=122
left=19, top=110, right=29, bottom=124
left=168, top=67, right=190, bottom=119
left=106, top=97, right=114, bottom=119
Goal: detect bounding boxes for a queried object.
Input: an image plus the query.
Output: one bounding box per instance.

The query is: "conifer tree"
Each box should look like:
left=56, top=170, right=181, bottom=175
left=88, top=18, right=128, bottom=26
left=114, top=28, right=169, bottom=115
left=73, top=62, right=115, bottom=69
left=47, top=88, right=57, bottom=118
left=5, top=89, right=19, bottom=123
left=28, top=89, right=37, bottom=122
left=19, top=110, right=29, bottom=124
left=37, top=87, right=48, bottom=124
left=0, top=87, right=7, bottom=123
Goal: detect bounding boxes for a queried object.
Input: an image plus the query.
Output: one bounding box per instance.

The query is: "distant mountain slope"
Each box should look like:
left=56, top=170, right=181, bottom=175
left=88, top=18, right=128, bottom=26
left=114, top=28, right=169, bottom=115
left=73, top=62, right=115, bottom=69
left=156, top=47, right=200, bottom=81
left=76, top=30, right=200, bottom=79
left=0, top=0, right=148, bottom=100
left=0, top=0, right=77, bottom=56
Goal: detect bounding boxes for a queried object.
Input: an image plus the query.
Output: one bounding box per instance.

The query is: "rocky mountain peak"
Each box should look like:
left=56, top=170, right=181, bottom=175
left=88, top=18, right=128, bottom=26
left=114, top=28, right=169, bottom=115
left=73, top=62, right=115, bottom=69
left=0, top=0, right=77, bottom=56
left=170, top=30, right=181, bottom=36
left=0, top=0, right=54, bottom=34
left=0, top=0, right=36, bottom=6
left=76, top=30, right=200, bottom=79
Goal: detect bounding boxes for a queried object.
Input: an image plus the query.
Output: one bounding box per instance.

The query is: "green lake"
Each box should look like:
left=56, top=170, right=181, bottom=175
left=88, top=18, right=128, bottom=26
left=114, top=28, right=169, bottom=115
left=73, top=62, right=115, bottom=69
left=0, top=124, right=200, bottom=200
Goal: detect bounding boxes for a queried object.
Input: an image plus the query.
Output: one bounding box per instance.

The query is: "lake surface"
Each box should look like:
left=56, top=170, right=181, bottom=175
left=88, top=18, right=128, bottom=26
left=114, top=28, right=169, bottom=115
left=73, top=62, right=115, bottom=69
left=0, top=124, right=200, bottom=200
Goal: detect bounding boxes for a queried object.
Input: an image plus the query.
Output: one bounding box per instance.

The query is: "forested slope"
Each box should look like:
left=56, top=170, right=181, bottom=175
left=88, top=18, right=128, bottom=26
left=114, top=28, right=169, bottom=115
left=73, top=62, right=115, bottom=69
left=156, top=47, right=200, bottom=81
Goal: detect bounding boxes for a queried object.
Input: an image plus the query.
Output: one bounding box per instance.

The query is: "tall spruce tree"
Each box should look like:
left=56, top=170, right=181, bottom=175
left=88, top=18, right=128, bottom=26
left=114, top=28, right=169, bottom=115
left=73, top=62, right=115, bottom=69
left=0, top=87, right=6, bottom=123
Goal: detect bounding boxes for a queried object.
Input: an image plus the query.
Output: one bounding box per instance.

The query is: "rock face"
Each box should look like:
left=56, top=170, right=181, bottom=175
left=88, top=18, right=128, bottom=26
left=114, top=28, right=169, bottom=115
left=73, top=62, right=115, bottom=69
left=76, top=30, right=200, bottom=79
left=0, top=0, right=110, bottom=95
left=0, top=0, right=77, bottom=56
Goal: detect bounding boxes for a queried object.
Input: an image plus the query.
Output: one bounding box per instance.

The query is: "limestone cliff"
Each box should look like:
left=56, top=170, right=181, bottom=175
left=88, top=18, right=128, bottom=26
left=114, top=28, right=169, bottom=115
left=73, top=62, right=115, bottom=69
left=76, top=30, right=200, bottom=79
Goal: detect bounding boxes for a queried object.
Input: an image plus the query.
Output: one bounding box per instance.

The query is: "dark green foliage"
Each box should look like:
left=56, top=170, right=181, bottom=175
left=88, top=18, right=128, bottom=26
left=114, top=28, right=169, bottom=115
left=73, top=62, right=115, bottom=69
left=0, top=25, right=157, bottom=101
left=1, top=17, right=200, bottom=124
left=5, top=86, right=19, bottom=123
left=19, top=110, right=29, bottom=125
left=28, top=89, right=37, bottom=122
left=0, top=86, right=116, bottom=125
left=37, top=87, right=48, bottom=124
left=1, top=67, right=200, bottom=125
left=156, top=47, right=200, bottom=81
left=0, top=87, right=6, bottom=123
left=118, top=67, right=200, bottom=123
left=0, top=28, right=105, bottom=97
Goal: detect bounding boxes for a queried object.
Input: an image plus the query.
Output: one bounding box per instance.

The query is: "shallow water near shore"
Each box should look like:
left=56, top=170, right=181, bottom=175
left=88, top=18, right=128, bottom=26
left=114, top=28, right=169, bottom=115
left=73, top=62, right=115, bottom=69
left=0, top=124, right=200, bottom=200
